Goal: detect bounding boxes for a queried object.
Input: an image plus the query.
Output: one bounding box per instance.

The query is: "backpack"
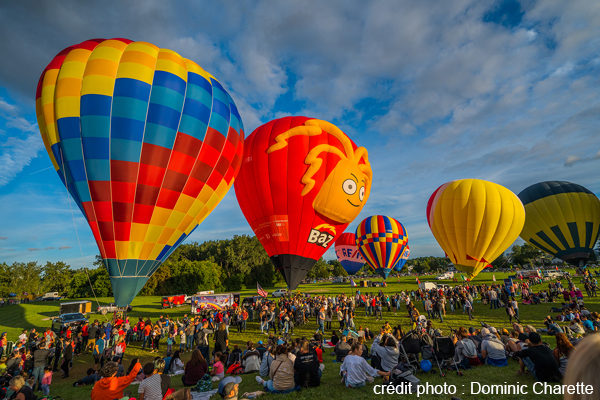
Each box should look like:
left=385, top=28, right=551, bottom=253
left=194, top=374, right=213, bottom=392
left=227, top=350, right=242, bottom=368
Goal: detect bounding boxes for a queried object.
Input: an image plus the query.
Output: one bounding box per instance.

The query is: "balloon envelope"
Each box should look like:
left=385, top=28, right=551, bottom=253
left=393, top=245, right=410, bottom=272
left=356, top=216, right=408, bottom=280
left=518, top=181, right=600, bottom=266
left=234, top=117, right=372, bottom=289
left=427, top=179, right=525, bottom=279
left=36, top=39, right=244, bottom=306
left=334, top=232, right=365, bottom=275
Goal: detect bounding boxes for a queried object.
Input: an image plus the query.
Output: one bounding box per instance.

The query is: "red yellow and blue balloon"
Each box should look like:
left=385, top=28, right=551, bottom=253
left=36, top=39, right=244, bottom=306
left=356, top=215, right=408, bottom=280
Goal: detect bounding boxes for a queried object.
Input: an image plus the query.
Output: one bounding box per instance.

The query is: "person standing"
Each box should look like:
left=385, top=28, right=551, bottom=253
left=32, top=341, right=50, bottom=392
left=93, top=332, right=106, bottom=370
left=465, top=298, right=474, bottom=320
left=61, top=339, right=73, bottom=378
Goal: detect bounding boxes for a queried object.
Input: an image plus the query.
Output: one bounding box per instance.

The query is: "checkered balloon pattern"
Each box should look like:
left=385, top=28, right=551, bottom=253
left=36, top=39, right=244, bottom=306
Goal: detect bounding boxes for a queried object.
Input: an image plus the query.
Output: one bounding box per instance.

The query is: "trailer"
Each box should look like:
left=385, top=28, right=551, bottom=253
left=190, top=293, right=240, bottom=314
left=162, top=295, right=187, bottom=309
left=59, top=300, right=92, bottom=315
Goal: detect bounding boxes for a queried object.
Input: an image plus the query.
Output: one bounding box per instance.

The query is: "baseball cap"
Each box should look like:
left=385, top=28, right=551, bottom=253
left=468, top=327, right=475, bottom=334
left=218, top=376, right=242, bottom=396
left=528, top=332, right=542, bottom=344
left=258, top=340, right=263, bottom=345
left=489, top=327, right=497, bottom=333
left=480, top=328, right=490, bottom=336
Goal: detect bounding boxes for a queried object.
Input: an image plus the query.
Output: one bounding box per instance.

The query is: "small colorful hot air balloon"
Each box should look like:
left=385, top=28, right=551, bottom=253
left=36, top=39, right=244, bottom=306
left=356, top=216, right=408, bottom=280
left=334, top=232, right=365, bottom=275
left=518, top=181, right=600, bottom=266
left=427, top=179, right=525, bottom=279
left=393, top=245, right=410, bottom=272
left=234, top=117, right=372, bottom=289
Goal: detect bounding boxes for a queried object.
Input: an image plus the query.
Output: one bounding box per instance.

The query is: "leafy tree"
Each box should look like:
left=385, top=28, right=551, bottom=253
left=8, top=262, right=42, bottom=297
left=328, top=260, right=348, bottom=277
left=306, top=257, right=330, bottom=279
left=491, top=254, right=508, bottom=269
left=42, top=261, right=72, bottom=293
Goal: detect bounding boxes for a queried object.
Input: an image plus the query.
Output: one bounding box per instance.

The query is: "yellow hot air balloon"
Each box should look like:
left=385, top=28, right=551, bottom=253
left=426, top=179, right=525, bottom=279
left=518, top=181, right=600, bottom=267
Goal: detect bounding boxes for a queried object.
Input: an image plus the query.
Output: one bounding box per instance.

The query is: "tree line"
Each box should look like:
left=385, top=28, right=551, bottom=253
left=2, top=237, right=595, bottom=299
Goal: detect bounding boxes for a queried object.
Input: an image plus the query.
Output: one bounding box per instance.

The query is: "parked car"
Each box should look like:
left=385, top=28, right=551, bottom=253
left=51, top=312, right=88, bottom=334
left=97, top=303, right=133, bottom=315
left=272, top=289, right=288, bottom=298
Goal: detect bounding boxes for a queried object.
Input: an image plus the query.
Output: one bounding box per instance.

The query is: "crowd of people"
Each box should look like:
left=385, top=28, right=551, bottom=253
left=0, top=269, right=599, bottom=399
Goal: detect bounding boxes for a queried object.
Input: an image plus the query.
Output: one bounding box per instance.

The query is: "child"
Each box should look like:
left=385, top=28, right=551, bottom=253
left=166, top=332, right=174, bottom=355
left=179, top=330, right=186, bottom=353
left=211, top=353, right=226, bottom=382
left=41, top=366, right=52, bottom=396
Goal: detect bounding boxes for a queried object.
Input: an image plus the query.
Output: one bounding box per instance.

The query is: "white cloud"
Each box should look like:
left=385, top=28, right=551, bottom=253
left=0, top=128, right=43, bottom=187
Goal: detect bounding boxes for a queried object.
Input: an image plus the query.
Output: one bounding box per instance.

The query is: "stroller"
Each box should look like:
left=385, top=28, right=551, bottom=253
left=431, top=336, right=462, bottom=377
left=398, top=329, right=422, bottom=374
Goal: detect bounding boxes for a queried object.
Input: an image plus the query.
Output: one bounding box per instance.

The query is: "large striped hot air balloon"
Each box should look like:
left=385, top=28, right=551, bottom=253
left=334, top=232, right=365, bottom=275
left=518, top=181, right=600, bottom=267
left=427, top=179, right=525, bottom=279
left=36, top=39, right=244, bottom=306
left=234, top=117, right=372, bottom=289
left=393, top=245, right=410, bottom=272
left=356, top=216, right=408, bottom=280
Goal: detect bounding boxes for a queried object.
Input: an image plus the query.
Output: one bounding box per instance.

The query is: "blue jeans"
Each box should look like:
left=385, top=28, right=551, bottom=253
left=32, top=366, right=44, bottom=391
left=199, top=345, right=209, bottom=361
left=187, top=335, right=194, bottom=350
left=365, top=306, right=371, bottom=316
left=142, top=336, right=149, bottom=349
left=521, top=356, right=538, bottom=380
left=318, top=321, right=325, bottom=334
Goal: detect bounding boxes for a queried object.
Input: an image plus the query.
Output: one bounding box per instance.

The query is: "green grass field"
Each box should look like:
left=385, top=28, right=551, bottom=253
left=2, top=269, right=597, bottom=400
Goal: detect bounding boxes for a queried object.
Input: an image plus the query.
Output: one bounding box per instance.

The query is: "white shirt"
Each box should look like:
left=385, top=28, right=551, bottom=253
left=138, top=373, right=163, bottom=400
left=340, top=355, right=379, bottom=386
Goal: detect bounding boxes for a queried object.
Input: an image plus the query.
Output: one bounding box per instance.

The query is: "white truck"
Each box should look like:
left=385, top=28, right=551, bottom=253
left=418, top=282, right=437, bottom=290
left=436, top=272, right=454, bottom=280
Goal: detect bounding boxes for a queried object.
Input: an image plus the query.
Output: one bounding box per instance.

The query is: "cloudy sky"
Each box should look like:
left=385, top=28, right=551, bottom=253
left=0, top=0, right=599, bottom=268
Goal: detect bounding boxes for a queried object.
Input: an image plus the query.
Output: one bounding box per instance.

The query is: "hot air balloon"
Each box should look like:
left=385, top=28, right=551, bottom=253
left=234, top=117, right=372, bottom=289
left=518, top=181, right=600, bottom=267
left=356, top=216, right=408, bottom=280
left=426, top=179, right=525, bottom=279
left=334, top=232, right=365, bottom=275
left=36, top=39, right=244, bottom=306
left=393, top=245, right=410, bottom=272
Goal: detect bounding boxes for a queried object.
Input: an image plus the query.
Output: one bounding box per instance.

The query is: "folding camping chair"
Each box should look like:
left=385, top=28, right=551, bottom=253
left=432, top=336, right=462, bottom=377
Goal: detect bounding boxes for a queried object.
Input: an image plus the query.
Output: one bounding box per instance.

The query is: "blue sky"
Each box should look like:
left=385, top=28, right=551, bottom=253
left=1, top=0, right=599, bottom=268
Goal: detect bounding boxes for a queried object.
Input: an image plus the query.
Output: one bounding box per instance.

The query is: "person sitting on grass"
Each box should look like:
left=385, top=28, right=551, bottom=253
left=334, top=335, right=351, bottom=362
left=255, top=344, right=299, bottom=394
left=72, top=368, right=100, bottom=387
left=480, top=328, right=507, bottom=367
left=340, top=342, right=391, bottom=388
left=138, top=362, right=163, bottom=400
left=294, top=340, right=321, bottom=388
left=514, top=332, right=562, bottom=382
left=211, top=353, right=227, bottom=382
left=370, top=332, right=399, bottom=372
left=260, top=345, right=276, bottom=378
left=553, top=332, right=575, bottom=376
left=539, top=316, right=564, bottom=335
left=170, top=350, right=185, bottom=375
left=453, top=327, right=481, bottom=369
left=242, top=341, right=261, bottom=373
left=217, top=376, right=243, bottom=400
left=182, top=349, right=208, bottom=387
left=91, top=358, right=141, bottom=400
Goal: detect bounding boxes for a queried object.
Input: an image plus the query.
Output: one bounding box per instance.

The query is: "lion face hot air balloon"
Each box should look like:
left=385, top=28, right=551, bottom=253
left=518, top=181, right=600, bottom=266
left=36, top=39, right=244, bottom=306
left=334, top=232, right=365, bottom=275
left=234, top=117, right=372, bottom=289
left=427, top=179, right=525, bottom=279
left=356, top=216, right=408, bottom=280
left=393, top=245, right=410, bottom=272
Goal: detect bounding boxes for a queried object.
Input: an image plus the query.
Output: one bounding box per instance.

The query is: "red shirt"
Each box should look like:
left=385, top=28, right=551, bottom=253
left=82, top=325, right=89, bottom=336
